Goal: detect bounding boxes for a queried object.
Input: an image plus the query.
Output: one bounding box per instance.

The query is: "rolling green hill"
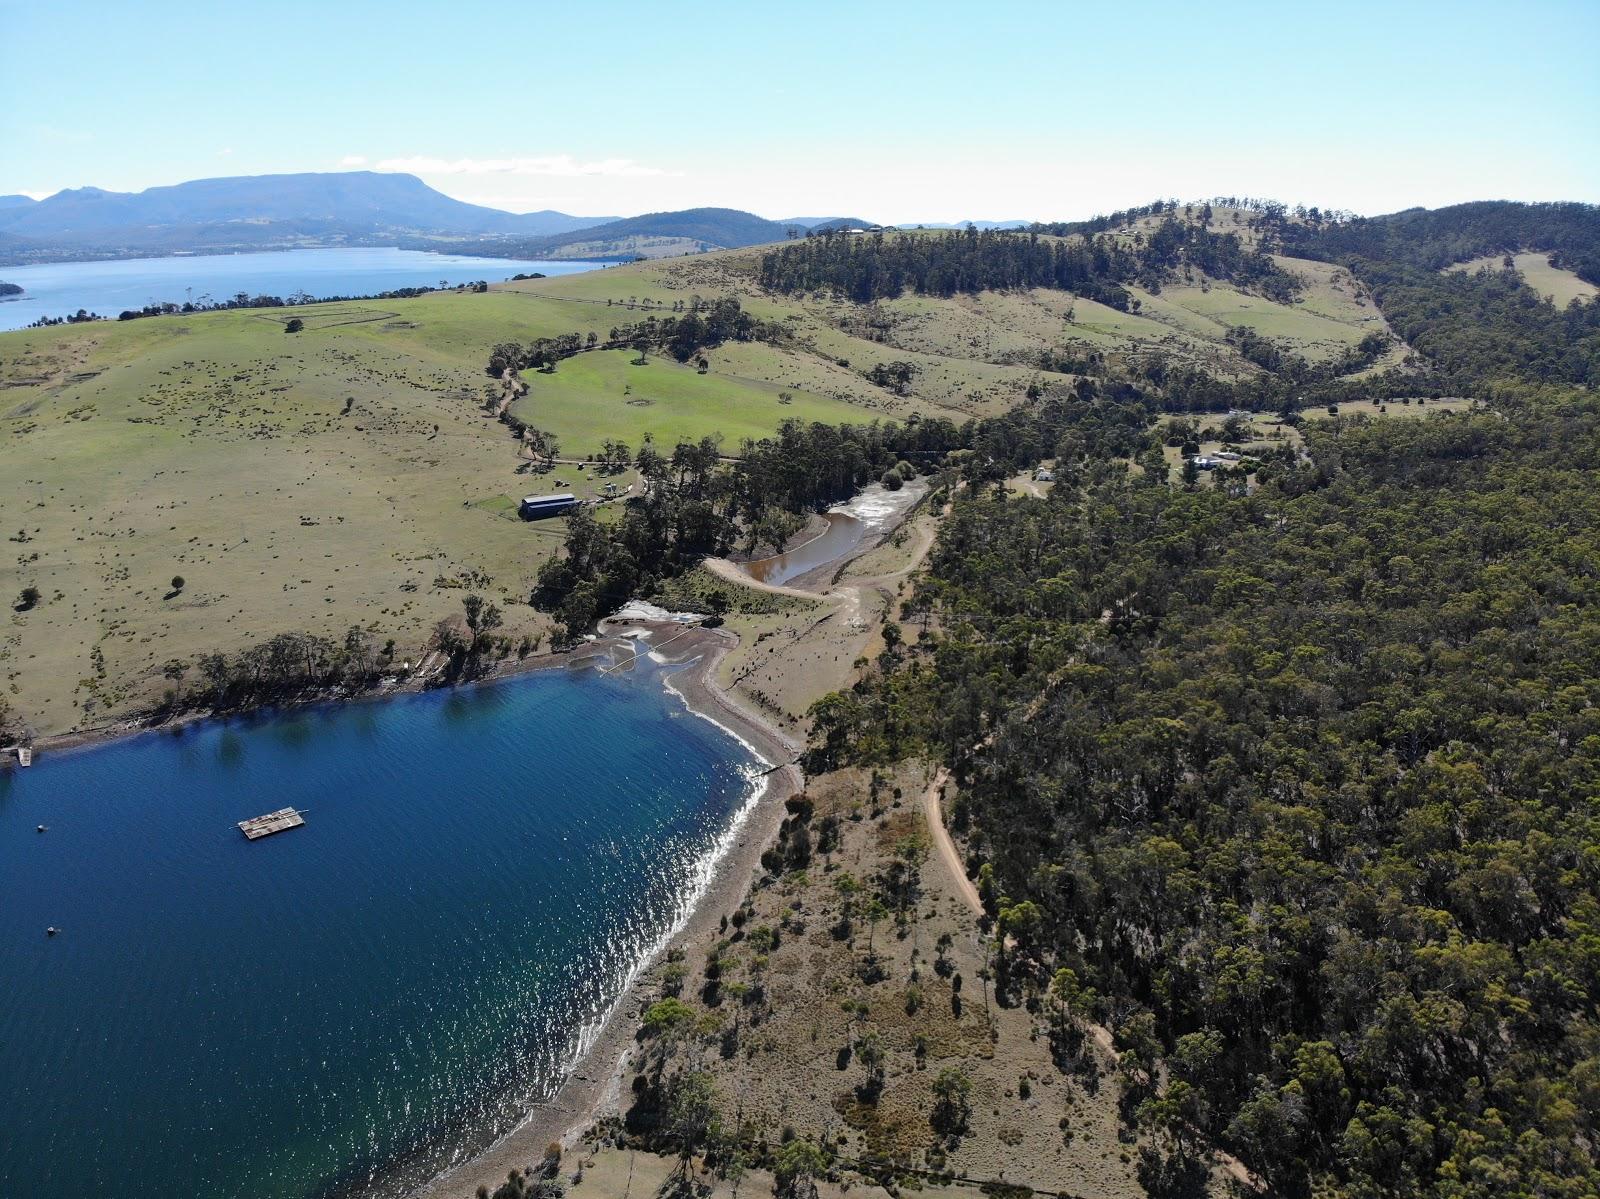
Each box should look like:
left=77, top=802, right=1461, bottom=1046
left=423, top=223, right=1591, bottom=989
left=3, top=197, right=1594, bottom=739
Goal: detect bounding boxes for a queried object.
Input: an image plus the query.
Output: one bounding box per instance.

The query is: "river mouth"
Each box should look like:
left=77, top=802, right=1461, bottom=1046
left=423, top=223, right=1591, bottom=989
left=0, top=656, right=760, bottom=1199
left=741, top=479, right=927, bottom=587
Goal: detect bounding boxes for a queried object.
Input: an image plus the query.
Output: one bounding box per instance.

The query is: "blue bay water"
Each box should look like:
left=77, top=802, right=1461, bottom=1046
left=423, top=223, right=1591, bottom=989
left=0, top=247, right=610, bottom=332
left=0, top=660, right=759, bottom=1198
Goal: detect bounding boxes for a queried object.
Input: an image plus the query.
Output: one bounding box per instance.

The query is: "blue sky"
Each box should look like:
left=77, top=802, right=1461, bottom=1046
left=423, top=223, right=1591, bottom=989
left=2, top=0, right=1596, bottom=222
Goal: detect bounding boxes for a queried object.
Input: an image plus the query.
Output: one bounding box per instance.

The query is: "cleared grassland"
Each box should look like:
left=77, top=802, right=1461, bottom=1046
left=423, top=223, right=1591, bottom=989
left=0, top=277, right=885, bottom=736
left=523, top=232, right=1410, bottom=410
left=1, top=241, right=1416, bottom=736
left=507, top=348, right=860, bottom=450
left=1446, top=251, right=1599, bottom=306
left=1, top=303, right=578, bottom=734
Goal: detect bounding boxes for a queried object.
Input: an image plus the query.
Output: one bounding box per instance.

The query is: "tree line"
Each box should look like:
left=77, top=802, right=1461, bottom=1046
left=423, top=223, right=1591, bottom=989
left=757, top=220, right=1300, bottom=306
left=487, top=295, right=779, bottom=376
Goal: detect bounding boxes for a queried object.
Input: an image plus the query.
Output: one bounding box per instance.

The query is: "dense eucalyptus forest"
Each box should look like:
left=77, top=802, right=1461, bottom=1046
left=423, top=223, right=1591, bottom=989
left=813, top=386, right=1600, bottom=1197
left=794, top=202, right=1600, bottom=1197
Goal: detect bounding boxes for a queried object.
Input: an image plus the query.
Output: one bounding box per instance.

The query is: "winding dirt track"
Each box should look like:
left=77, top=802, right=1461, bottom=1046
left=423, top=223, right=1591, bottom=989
left=700, top=557, right=818, bottom=600
left=921, top=766, right=982, bottom=916
left=705, top=504, right=985, bottom=919
left=704, top=497, right=1262, bottom=1193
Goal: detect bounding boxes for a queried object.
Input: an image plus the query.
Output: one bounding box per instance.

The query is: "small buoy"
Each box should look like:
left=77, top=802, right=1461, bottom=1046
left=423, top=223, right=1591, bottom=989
left=45, top=926, right=58, bottom=937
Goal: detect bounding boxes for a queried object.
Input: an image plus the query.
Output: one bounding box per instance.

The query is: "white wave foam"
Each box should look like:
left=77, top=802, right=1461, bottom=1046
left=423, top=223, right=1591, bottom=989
left=611, top=600, right=702, bottom=624
left=443, top=666, right=781, bottom=1183
left=830, top=477, right=928, bottom=530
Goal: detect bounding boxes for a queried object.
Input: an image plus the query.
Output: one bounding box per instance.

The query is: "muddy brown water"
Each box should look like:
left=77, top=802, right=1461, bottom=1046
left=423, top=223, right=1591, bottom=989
left=744, top=512, right=867, bottom=586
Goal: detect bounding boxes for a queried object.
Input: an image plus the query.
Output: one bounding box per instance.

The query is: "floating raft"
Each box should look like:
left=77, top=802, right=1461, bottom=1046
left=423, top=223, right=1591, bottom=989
left=237, top=807, right=305, bottom=840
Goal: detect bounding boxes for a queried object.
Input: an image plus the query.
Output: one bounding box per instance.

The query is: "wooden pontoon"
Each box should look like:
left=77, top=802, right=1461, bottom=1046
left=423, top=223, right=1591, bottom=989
left=237, top=807, right=305, bottom=840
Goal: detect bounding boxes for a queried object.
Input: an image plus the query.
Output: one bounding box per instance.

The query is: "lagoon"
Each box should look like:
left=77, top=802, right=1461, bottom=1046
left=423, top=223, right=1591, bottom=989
left=0, top=659, right=759, bottom=1198
left=0, top=247, right=608, bottom=332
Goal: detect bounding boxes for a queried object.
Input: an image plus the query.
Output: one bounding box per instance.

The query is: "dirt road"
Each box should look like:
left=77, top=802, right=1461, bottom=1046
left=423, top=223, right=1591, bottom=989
left=921, top=766, right=982, bottom=916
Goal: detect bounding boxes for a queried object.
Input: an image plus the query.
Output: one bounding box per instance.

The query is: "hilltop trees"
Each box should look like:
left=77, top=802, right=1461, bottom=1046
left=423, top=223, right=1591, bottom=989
left=759, top=221, right=1299, bottom=305
left=1264, top=199, right=1600, bottom=386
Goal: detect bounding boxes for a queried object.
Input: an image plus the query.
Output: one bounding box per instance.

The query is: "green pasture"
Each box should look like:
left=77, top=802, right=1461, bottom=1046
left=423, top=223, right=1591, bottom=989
left=508, top=348, right=859, bottom=454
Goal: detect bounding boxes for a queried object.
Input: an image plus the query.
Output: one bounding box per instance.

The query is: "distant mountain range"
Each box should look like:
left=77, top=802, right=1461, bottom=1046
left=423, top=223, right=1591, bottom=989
left=0, top=173, right=618, bottom=263
left=0, top=170, right=1031, bottom=266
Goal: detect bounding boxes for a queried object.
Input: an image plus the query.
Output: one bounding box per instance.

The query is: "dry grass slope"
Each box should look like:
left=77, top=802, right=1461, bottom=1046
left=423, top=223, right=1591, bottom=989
left=2, top=230, right=1416, bottom=738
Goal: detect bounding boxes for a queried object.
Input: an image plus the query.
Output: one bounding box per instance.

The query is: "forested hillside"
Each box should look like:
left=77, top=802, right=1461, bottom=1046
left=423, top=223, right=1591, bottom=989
left=797, top=202, right=1600, bottom=1196
left=758, top=202, right=1600, bottom=390
left=1271, top=202, right=1600, bottom=386
left=441, top=194, right=1600, bottom=1193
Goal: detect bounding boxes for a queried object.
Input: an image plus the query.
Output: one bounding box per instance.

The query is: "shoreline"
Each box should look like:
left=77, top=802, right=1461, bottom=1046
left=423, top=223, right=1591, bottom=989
left=409, top=622, right=803, bottom=1199
left=7, top=641, right=609, bottom=764
left=9, top=480, right=930, bottom=769
left=407, top=484, right=932, bottom=1199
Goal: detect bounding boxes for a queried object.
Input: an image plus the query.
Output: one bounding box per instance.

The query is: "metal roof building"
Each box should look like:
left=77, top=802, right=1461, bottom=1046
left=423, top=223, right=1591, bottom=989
left=519, top=492, right=579, bottom=519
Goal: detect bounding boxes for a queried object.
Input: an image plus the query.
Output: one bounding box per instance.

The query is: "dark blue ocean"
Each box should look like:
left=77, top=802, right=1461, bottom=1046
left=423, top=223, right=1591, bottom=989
left=0, top=660, right=760, bottom=1198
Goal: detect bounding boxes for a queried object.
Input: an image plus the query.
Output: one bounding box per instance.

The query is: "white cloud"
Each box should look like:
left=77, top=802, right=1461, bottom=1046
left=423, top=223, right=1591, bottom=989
left=339, top=155, right=369, bottom=167
left=217, top=147, right=233, bottom=157
left=374, top=154, right=675, bottom=179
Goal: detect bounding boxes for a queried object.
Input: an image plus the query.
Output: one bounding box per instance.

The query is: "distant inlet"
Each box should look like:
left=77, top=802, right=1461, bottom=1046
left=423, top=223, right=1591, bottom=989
left=0, top=247, right=610, bottom=333
left=743, top=478, right=929, bottom=586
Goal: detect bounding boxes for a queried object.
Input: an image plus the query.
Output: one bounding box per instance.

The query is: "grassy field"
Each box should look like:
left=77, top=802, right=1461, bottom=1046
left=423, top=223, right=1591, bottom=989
left=0, top=235, right=1421, bottom=738
left=519, top=221, right=1411, bottom=408
left=508, top=348, right=859, bottom=451
left=0, top=302, right=569, bottom=734
left=0, top=278, right=890, bottom=737
left=1446, top=250, right=1599, bottom=306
